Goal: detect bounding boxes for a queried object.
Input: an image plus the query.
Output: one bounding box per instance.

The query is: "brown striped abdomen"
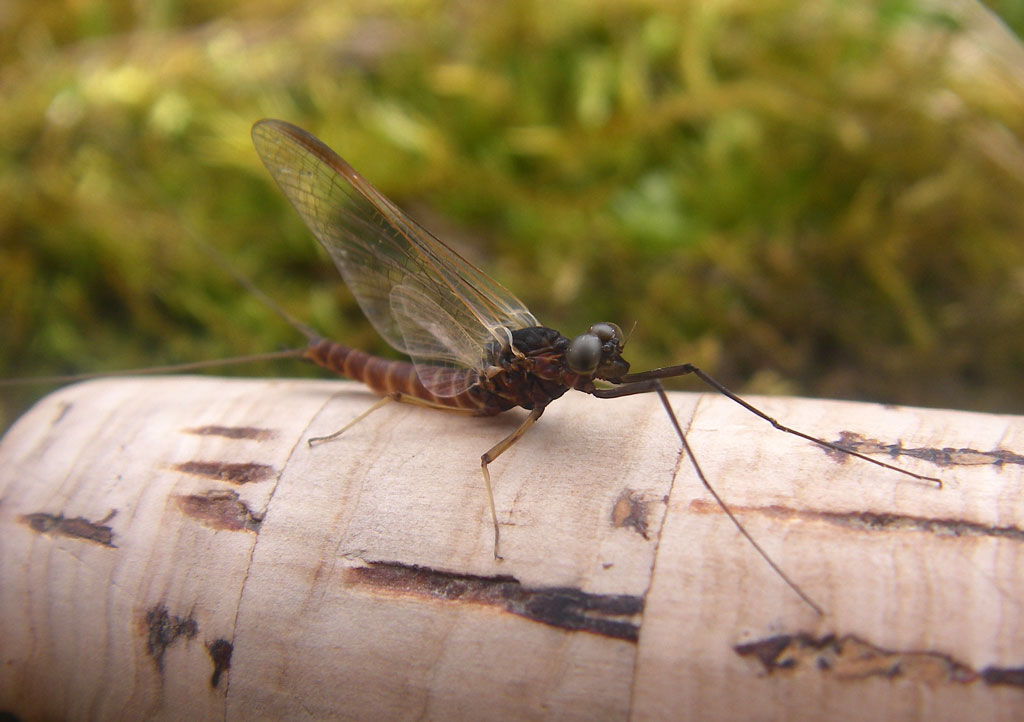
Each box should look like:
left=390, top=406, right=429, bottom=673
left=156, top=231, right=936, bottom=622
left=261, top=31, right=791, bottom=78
left=303, top=338, right=488, bottom=413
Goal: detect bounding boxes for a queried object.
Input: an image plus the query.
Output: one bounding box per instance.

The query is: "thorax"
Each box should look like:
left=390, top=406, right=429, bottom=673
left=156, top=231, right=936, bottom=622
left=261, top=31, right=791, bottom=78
left=477, top=326, right=594, bottom=412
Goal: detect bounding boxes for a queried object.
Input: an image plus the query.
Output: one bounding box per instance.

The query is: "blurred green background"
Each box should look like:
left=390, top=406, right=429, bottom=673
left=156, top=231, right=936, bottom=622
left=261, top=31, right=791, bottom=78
left=2, top=0, right=1024, bottom=432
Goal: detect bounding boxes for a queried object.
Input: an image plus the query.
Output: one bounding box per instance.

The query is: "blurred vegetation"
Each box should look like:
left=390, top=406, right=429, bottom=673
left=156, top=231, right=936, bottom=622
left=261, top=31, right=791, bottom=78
left=2, top=0, right=1024, bottom=432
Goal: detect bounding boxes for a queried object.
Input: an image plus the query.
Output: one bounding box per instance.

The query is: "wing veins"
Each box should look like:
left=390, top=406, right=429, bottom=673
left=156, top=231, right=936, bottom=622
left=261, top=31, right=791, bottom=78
left=251, top=118, right=538, bottom=396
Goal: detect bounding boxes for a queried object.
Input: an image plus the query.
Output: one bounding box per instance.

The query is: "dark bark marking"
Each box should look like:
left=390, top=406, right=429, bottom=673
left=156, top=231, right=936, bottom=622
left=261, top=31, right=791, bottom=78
left=143, top=604, right=198, bottom=672
left=172, top=460, right=274, bottom=485
left=611, top=488, right=650, bottom=539
left=207, top=638, right=233, bottom=688
left=735, top=633, right=984, bottom=686
left=175, top=490, right=263, bottom=532
left=183, top=425, right=276, bottom=441
left=20, top=510, right=117, bottom=547
left=348, top=561, right=643, bottom=642
left=689, top=499, right=1024, bottom=542
left=829, top=431, right=1024, bottom=469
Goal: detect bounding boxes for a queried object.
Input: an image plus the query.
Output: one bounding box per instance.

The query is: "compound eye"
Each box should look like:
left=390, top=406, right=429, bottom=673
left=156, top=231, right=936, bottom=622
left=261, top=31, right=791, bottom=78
left=566, top=333, right=602, bottom=374
left=589, top=322, right=623, bottom=345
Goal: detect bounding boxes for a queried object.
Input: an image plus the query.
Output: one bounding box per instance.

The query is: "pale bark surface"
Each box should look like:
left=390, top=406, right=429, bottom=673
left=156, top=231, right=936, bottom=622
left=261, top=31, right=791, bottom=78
left=0, top=376, right=1021, bottom=721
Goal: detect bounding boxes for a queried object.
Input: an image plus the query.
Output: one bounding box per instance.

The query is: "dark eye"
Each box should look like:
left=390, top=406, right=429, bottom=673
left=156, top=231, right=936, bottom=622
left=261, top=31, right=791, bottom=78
left=589, top=322, right=623, bottom=345
left=566, top=333, right=602, bottom=374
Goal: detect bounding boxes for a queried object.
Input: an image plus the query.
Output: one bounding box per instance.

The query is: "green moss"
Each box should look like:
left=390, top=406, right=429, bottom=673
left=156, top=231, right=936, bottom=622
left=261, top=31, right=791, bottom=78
left=2, top=0, right=1024, bottom=431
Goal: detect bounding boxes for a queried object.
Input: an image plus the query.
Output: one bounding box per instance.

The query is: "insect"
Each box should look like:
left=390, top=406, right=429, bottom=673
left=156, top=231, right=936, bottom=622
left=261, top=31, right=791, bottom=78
left=247, top=118, right=940, bottom=615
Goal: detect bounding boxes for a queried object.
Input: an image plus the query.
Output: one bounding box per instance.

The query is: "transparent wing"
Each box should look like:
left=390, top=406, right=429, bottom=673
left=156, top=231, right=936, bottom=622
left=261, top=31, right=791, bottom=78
left=251, top=119, right=538, bottom=396
left=391, top=285, right=484, bottom=397
left=389, top=283, right=483, bottom=369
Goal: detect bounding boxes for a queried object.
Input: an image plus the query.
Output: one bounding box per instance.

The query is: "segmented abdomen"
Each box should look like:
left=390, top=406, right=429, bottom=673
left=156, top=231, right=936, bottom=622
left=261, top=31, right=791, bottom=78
left=303, top=338, right=489, bottom=413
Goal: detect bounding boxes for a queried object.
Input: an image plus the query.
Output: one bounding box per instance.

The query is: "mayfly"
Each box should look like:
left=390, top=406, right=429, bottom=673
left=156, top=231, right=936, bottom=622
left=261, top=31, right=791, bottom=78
left=251, top=118, right=940, bottom=615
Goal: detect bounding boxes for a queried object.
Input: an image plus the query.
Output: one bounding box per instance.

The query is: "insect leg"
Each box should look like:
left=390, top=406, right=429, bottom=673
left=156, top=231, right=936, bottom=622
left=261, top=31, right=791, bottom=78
left=308, top=392, right=477, bottom=446
left=480, top=406, right=545, bottom=560
left=594, top=380, right=824, bottom=615
left=618, top=364, right=940, bottom=486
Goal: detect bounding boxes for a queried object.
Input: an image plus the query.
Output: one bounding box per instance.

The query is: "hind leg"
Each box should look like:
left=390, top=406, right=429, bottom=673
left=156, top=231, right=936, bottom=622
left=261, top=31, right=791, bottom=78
left=308, top=391, right=477, bottom=446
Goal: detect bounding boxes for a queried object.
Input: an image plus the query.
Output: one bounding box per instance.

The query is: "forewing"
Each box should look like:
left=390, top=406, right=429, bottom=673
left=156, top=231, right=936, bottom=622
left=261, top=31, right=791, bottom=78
left=251, top=119, right=537, bottom=390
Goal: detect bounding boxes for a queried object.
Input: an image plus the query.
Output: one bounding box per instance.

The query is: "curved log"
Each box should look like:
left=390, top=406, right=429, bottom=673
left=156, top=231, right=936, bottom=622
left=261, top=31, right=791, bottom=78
left=0, top=377, right=1022, bottom=721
